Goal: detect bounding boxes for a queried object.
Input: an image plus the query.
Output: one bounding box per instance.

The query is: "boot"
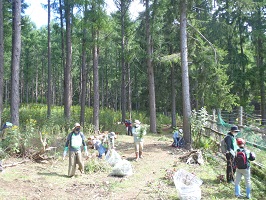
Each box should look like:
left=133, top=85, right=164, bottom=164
left=135, top=152, right=139, bottom=161
left=139, top=151, right=143, bottom=159
left=235, top=185, right=241, bottom=197
left=246, top=187, right=251, bottom=199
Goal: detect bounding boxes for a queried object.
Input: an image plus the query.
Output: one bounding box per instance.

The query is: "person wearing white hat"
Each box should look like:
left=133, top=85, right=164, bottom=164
left=63, top=123, right=88, bottom=177
left=172, top=128, right=182, bottom=148
left=132, top=120, right=146, bottom=161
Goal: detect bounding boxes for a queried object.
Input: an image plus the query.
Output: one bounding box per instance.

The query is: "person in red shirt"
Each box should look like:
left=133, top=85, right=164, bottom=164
left=125, top=120, right=132, bottom=136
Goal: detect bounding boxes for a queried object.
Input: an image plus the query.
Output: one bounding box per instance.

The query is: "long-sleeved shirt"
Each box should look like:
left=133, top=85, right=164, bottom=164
left=132, top=125, right=146, bottom=143
left=224, top=132, right=238, bottom=154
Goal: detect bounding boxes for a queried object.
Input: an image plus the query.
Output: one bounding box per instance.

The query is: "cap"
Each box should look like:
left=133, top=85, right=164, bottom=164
left=230, top=125, right=240, bottom=132
left=179, top=129, right=183, bottom=133
left=236, top=138, right=245, bottom=146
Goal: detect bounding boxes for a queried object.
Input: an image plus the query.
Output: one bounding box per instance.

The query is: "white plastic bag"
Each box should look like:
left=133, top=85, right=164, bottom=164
left=105, top=149, right=122, bottom=167
left=110, top=159, right=133, bottom=177
left=173, top=169, right=203, bottom=200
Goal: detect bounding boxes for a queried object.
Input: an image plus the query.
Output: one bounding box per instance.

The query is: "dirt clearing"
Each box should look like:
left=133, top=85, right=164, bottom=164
left=0, top=133, right=235, bottom=200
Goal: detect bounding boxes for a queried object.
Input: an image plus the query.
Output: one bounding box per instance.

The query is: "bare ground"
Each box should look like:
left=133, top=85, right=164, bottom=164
left=0, top=133, right=227, bottom=200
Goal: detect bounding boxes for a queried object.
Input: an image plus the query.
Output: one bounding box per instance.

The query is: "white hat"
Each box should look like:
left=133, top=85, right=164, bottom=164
left=134, top=120, right=141, bottom=125
left=74, top=123, right=81, bottom=127
left=179, top=129, right=183, bottom=133
left=109, top=132, right=116, bottom=138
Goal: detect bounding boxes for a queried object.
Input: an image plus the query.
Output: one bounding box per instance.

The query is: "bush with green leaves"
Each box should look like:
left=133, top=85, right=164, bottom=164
left=190, top=107, right=210, bottom=147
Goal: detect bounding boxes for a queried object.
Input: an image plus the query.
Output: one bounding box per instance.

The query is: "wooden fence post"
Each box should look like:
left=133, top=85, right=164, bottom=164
left=239, top=106, right=243, bottom=131
left=217, top=108, right=222, bottom=133
left=212, top=109, right=216, bottom=129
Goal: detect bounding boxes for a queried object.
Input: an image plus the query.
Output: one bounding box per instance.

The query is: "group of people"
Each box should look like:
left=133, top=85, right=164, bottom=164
left=62, top=122, right=256, bottom=199
left=224, top=125, right=256, bottom=199
left=63, top=119, right=146, bottom=177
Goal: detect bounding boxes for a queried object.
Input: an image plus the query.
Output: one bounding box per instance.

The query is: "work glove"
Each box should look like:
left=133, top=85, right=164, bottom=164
left=229, top=149, right=235, bottom=157
left=84, top=146, right=89, bottom=157
left=63, top=147, right=68, bottom=160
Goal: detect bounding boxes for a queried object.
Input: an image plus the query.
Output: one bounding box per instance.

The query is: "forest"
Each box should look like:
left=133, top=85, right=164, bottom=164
left=0, top=0, right=266, bottom=140
left=0, top=1, right=266, bottom=199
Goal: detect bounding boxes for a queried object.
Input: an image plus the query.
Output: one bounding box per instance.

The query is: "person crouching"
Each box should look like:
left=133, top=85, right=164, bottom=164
left=92, top=137, right=106, bottom=158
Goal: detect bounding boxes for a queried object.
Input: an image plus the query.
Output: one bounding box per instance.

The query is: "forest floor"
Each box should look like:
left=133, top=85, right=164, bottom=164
left=0, top=126, right=253, bottom=200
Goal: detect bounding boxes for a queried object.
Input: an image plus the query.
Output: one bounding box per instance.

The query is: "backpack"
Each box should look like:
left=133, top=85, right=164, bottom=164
left=220, top=137, right=227, bottom=154
left=235, top=149, right=248, bottom=169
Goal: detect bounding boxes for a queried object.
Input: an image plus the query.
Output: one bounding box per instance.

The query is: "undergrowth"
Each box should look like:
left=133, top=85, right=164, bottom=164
left=84, top=158, right=112, bottom=174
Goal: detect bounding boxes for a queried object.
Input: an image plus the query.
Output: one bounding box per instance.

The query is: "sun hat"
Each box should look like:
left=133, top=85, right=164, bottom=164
left=74, top=123, right=81, bottom=127
left=134, top=120, right=141, bottom=125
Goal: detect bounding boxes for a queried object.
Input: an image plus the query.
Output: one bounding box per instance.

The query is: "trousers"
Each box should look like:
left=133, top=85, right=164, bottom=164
left=68, top=150, right=83, bottom=177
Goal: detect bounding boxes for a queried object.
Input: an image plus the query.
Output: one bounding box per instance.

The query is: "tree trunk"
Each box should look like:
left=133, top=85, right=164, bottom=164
left=64, top=0, right=73, bottom=120
left=35, top=67, right=38, bottom=103
left=180, top=0, right=192, bottom=149
left=59, top=0, right=65, bottom=106
left=128, top=63, right=132, bottom=121
left=0, top=0, right=3, bottom=127
left=80, top=3, right=88, bottom=127
left=255, top=8, right=266, bottom=125
left=120, top=0, right=126, bottom=123
left=11, top=0, right=21, bottom=126
left=258, top=36, right=265, bottom=125
left=105, top=52, right=109, bottom=108
left=171, top=64, right=177, bottom=128
left=145, top=0, right=157, bottom=133
left=93, top=30, right=100, bottom=132
left=47, top=0, right=52, bottom=118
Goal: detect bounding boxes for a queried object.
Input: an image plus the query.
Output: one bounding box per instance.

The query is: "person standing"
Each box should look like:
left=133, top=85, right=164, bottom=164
left=132, top=120, right=146, bottom=161
left=234, top=138, right=255, bottom=199
left=125, top=119, right=132, bottom=136
left=224, top=125, right=239, bottom=184
left=63, top=123, right=88, bottom=177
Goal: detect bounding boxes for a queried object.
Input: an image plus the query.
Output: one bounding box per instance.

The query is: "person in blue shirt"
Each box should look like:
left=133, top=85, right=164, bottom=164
left=172, top=128, right=182, bottom=147
left=63, top=123, right=88, bottom=177
left=0, top=122, right=13, bottom=139
left=92, top=137, right=106, bottom=159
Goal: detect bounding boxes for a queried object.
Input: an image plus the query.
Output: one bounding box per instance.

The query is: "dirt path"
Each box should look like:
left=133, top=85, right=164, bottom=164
left=0, top=134, right=183, bottom=200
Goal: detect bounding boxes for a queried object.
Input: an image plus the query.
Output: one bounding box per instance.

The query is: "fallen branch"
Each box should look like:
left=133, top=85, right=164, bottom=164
left=2, top=159, right=30, bottom=168
left=31, top=132, right=57, bottom=162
